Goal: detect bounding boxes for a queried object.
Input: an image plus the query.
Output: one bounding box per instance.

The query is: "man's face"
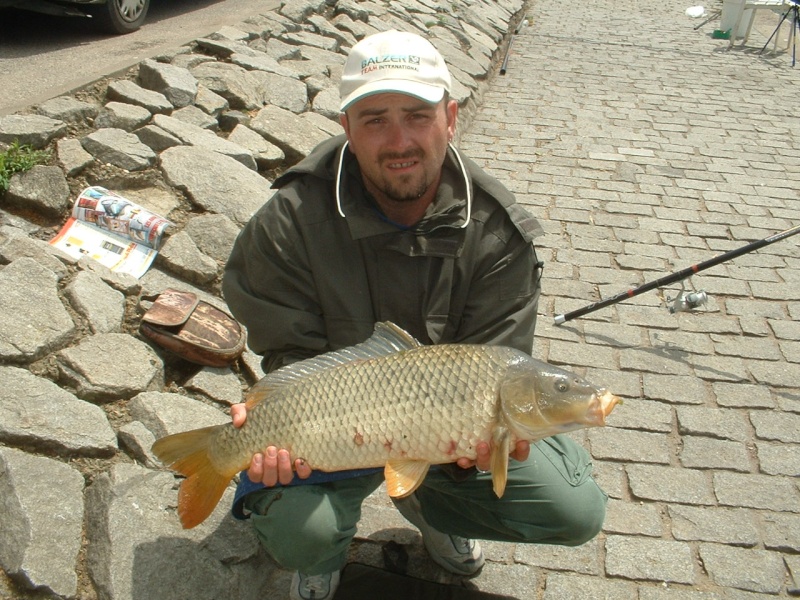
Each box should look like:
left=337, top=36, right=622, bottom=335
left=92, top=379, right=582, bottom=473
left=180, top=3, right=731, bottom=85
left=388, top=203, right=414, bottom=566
left=340, top=93, right=458, bottom=206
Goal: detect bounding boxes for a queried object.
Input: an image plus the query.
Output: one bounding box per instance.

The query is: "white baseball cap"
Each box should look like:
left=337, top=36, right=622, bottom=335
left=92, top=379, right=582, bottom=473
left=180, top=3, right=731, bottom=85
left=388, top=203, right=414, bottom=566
left=339, top=31, right=452, bottom=112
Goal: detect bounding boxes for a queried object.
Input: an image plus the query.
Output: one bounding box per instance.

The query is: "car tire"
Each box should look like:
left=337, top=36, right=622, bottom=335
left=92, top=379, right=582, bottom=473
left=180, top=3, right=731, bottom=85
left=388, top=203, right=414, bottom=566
left=89, top=0, right=149, bottom=34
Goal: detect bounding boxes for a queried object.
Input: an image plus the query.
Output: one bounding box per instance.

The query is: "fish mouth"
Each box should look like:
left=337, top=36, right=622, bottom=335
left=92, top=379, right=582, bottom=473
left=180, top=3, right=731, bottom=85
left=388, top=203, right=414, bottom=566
left=589, top=389, right=622, bottom=425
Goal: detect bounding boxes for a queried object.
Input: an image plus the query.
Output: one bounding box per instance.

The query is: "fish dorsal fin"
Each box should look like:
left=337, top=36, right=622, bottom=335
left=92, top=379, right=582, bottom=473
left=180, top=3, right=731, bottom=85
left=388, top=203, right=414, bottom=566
left=385, top=459, right=431, bottom=498
left=245, top=322, right=421, bottom=409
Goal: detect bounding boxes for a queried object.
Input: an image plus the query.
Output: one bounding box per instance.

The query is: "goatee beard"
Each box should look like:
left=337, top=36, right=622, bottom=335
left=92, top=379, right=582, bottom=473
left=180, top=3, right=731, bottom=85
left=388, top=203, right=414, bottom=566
left=378, top=150, right=428, bottom=203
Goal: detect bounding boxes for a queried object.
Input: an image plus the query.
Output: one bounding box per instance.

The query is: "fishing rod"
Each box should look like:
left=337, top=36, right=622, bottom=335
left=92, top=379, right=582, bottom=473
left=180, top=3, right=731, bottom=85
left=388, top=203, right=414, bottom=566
left=554, top=222, right=800, bottom=325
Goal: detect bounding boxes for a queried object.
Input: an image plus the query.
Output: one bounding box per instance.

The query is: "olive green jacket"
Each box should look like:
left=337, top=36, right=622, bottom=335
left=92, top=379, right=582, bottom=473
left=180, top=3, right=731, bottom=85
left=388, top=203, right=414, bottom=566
left=223, top=135, right=543, bottom=373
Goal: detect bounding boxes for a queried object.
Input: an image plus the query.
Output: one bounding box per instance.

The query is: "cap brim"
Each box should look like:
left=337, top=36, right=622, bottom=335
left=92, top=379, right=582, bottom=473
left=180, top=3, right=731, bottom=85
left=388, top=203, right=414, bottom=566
left=340, top=80, right=446, bottom=112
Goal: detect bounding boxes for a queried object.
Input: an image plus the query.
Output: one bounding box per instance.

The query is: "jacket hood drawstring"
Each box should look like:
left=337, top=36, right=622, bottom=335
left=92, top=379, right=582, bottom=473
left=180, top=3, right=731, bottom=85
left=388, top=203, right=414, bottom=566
left=335, top=141, right=473, bottom=229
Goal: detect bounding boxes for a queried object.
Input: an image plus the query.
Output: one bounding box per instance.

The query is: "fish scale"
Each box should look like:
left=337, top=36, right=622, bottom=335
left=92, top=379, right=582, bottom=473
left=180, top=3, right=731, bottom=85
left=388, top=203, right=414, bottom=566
left=213, top=344, right=513, bottom=473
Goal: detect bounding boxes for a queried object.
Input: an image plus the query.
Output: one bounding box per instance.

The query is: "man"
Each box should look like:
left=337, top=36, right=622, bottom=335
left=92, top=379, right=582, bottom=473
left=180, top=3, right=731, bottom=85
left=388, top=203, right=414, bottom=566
left=223, top=30, right=607, bottom=600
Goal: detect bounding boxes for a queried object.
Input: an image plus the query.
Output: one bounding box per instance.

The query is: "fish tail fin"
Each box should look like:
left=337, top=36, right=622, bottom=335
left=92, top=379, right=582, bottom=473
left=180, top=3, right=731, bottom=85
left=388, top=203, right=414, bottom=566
left=152, top=426, right=233, bottom=529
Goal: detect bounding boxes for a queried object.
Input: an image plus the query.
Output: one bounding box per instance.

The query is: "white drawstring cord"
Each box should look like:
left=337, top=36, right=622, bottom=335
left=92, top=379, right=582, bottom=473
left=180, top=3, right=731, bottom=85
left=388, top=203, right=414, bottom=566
left=335, top=140, right=472, bottom=229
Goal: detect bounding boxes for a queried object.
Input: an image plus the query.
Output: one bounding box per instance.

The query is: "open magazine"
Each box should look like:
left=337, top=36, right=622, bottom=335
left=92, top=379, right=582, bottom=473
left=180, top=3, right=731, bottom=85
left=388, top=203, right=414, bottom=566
left=50, top=186, right=173, bottom=278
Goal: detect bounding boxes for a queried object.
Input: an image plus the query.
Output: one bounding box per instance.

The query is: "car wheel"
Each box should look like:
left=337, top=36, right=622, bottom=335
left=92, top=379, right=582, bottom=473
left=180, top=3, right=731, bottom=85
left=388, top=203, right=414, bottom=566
left=90, top=0, right=149, bottom=34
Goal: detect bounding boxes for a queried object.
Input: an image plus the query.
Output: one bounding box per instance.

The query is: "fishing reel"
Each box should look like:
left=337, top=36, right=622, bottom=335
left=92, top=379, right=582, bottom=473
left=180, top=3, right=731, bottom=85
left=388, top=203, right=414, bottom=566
left=668, top=281, right=709, bottom=314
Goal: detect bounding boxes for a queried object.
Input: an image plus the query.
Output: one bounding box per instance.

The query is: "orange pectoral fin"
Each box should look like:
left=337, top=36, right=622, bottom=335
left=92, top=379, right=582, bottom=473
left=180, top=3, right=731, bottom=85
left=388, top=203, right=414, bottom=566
left=384, top=459, right=430, bottom=498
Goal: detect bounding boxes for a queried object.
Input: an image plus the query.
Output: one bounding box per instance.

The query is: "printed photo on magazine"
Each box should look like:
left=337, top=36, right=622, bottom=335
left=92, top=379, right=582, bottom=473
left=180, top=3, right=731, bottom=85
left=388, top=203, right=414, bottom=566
left=50, top=186, right=174, bottom=278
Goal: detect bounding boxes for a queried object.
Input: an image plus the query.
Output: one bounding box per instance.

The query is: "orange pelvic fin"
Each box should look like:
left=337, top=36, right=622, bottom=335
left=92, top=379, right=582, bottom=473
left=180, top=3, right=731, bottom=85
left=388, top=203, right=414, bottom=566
left=151, top=425, right=234, bottom=529
left=384, top=459, right=430, bottom=498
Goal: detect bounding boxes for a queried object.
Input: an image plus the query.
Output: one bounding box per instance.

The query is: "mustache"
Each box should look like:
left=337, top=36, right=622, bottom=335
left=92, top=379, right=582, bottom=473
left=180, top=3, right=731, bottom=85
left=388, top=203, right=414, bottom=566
left=378, top=149, right=424, bottom=163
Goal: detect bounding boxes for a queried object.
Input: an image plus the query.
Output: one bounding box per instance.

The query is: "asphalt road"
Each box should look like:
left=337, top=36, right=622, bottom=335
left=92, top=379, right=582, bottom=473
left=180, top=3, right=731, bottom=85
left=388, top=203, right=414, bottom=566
left=0, top=0, right=281, bottom=116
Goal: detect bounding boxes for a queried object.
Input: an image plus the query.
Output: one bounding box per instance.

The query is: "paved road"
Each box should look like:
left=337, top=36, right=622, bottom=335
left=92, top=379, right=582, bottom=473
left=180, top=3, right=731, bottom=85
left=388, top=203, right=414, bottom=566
left=0, top=0, right=279, bottom=116
left=453, top=0, right=800, bottom=596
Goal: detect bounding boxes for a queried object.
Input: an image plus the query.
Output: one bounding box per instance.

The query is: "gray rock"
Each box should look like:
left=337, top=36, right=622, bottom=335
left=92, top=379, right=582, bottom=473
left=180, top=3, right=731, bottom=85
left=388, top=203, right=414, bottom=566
left=118, top=420, right=160, bottom=468
left=0, top=114, right=67, bottom=149
left=56, top=137, right=94, bottom=176
left=279, top=0, right=327, bottom=21
left=151, top=114, right=256, bottom=170
left=86, top=463, right=259, bottom=600
left=55, top=333, right=165, bottom=401
left=94, top=101, right=153, bottom=131
left=36, top=95, right=100, bottom=124
left=196, top=37, right=263, bottom=59
left=194, top=85, right=230, bottom=117
left=158, top=229, right=219, bottom=284
left=81, top=127, right=157, bottom=171
left=64, top=270, right=126, bottom=334
left=250, top=104, right=332, bottom=161
left=227, top=123, right=285, bottom=169
left=138, top=58, right=198, bottom=108
left=190, top=61, right=268, bottom=111
left=133, top=124, right=183, bottom=152
left=311, top=85, right=342, bottom=120
left=128, top=391, right=228, bottom=437
left=76, top=257, right=143, bottom=295
left=171, top=104, right=220, bottom=130
left=251, top=70, right=308, bottom=114
left=159, top=145, right=272, bottom=225
left=0, top=235, right=70, bottom=279
left=0, top=366, right=117, bottom=456
left=280, top=30, right=340, bottom=52
left=5, top=165, right=71, bottom=220
left=229, top=52, right=300, bottom=78
left=306, top=14, right=358, bottom=47
left=182, top=212, right=241, bottom=263
left=0, top=446, right=84, bottom=598
left=0, top=258, right=76, bottom=362
left=184, top=366, right=243, bottom=405
left=106, top=79, right=174, bottom=114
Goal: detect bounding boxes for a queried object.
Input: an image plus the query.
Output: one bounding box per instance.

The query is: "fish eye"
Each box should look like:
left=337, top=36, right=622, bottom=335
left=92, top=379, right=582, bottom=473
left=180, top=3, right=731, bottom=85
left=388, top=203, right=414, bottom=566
left=555, top=378, right=570, bottom=393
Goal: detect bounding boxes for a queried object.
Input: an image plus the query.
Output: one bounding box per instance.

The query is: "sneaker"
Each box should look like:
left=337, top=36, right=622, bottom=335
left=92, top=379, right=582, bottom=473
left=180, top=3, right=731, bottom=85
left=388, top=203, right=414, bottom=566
left=393, top=493, right=485, bottom=576
left=289, top=570, right=340, bottom=600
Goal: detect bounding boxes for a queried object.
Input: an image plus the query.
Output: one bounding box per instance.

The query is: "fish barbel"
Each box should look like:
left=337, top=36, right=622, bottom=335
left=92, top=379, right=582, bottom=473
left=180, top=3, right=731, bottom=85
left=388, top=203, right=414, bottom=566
left=152, top=322, right=620, bottom=528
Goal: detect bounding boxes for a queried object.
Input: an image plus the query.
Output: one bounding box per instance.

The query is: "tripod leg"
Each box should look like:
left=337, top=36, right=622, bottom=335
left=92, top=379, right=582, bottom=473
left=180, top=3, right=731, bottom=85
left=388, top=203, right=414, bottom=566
left=761, top=7, right=793, bottom=54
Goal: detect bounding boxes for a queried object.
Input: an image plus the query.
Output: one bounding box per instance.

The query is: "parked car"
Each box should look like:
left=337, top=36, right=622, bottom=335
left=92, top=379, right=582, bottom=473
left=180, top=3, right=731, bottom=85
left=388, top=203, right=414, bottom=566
left=0, top=0, right=150, bottom=34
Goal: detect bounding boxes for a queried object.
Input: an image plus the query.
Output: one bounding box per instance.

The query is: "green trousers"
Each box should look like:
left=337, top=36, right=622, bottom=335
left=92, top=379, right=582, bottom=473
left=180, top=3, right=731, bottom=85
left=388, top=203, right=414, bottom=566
left=243, top=434, right=607, bottom=575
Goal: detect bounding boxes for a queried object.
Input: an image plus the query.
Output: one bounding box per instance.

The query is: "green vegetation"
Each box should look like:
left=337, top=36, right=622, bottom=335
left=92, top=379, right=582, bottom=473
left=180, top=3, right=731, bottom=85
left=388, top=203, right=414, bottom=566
left=0, top=141, right=50, bottom=192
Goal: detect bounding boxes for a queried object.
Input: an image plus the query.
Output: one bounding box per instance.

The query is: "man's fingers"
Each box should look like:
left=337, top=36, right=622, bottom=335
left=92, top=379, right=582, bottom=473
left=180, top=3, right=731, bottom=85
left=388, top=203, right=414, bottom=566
left=296, top=459, right=312, bottom=479
left=231, top=403, right=247, bottom=428
left=277, top=449, right=294, bottom=485
left=247, top=452, right=264, bottom=483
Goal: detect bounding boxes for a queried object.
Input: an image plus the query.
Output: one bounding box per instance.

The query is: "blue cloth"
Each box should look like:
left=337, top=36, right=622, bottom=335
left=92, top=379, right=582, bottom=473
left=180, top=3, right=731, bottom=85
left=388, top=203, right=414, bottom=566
left=232, top=467, right=383, bottom=520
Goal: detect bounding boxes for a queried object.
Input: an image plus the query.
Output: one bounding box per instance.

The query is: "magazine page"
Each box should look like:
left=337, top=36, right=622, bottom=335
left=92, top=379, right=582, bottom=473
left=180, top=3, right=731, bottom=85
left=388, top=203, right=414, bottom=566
left=49, top=187, right=174, bottom=279
left=71, top=186, right=172, bottom=250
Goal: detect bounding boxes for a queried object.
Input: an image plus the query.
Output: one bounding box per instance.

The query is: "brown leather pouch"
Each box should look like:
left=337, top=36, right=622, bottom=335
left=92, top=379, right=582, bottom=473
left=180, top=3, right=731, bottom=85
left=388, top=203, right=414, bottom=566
left=140, top=289, right=246, bottom=367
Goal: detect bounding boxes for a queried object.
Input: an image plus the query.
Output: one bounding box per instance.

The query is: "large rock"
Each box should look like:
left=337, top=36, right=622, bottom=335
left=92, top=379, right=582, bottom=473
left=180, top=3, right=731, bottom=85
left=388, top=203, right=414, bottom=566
left=0, top=257, right=76, bottom=363
left=86, top=463, right=267, bottom=600
left=159, top=145, right=272, bottom=226
left=0, top=366, right=117, bottom=456
left=55, top=333, right=165, bottom=401
left=0, top=447, right=85, bottom=598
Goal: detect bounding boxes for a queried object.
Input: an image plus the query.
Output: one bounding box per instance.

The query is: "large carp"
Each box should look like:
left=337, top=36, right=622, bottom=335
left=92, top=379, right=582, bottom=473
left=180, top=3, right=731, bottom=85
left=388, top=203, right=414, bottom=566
left=153, top=322, right=620, bottom=528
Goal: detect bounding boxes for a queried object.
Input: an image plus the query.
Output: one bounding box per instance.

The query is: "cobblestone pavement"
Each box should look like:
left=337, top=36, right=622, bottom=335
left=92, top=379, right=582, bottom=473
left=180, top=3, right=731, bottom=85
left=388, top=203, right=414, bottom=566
left=445, top=0, right=800, bottom=596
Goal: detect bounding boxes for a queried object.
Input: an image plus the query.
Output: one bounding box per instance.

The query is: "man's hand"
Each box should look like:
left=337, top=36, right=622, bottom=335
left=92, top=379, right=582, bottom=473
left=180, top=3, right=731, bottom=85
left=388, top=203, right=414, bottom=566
left=230, top=403, right=313, bottom=486
left=456, top=440, right=530, bottom=472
